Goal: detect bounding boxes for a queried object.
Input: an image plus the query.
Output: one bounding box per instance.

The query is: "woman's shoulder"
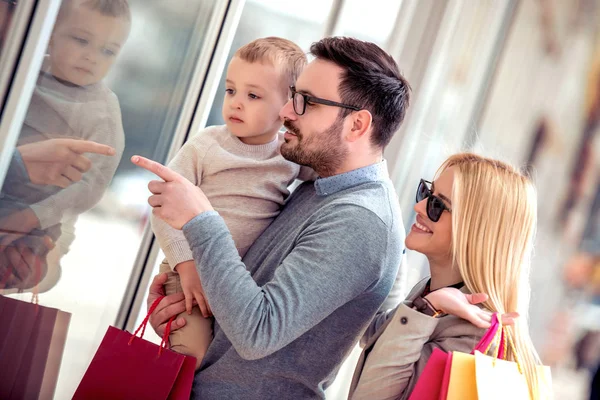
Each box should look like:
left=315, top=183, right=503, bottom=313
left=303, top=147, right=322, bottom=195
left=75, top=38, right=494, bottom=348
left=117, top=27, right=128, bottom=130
left=429, top=313, right=487, bottom=355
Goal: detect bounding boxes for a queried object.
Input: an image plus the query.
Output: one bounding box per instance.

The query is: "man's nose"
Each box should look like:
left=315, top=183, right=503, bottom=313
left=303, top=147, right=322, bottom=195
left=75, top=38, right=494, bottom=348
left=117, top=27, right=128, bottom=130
left=279, top=99, right=296, bottom=121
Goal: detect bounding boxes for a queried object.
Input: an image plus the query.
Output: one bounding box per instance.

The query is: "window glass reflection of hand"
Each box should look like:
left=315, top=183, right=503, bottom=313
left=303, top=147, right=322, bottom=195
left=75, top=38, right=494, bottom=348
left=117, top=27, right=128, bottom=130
left=0, top=207, right=40, bottom=247
left=18, top=138, right=115, bottom=188
left=0, top=234, right=54, bottom=290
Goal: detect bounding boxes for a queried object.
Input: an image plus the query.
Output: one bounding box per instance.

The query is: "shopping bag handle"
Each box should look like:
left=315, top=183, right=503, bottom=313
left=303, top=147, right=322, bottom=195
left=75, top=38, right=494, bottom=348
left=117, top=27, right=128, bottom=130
left=472, top=313, right=524, bottom=373
left=128, top=295, right=176, bottom=355
left=472, top=313, right=505, bottom=359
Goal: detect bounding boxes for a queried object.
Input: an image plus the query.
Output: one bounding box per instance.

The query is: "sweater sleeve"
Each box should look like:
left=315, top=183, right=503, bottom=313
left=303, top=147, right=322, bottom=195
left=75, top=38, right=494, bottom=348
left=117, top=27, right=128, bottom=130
left=3, top=150, right=30, bottom=191
left=182, top=203, right=391, bottom=360
left=151, top=135, right=208, bottom=269
left=30, top=112, right=124, bottom=229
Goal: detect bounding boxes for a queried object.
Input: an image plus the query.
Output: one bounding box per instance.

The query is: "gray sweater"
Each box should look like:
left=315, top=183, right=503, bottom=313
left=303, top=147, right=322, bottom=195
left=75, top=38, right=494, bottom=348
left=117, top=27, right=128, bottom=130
left=182, top=161, right=405, bottom=399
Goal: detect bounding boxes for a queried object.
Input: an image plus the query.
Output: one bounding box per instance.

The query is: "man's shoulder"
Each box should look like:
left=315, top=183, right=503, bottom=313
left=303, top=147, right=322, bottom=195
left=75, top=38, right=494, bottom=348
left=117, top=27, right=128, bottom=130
left=327, top=179, right=402, bottom=228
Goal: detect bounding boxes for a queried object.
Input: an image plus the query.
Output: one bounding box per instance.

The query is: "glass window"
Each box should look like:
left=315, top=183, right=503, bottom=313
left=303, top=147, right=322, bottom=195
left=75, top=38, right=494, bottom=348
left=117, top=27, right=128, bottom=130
left=0, top=0, right=17, bottom=62
left=334, top=0, right=403, bottom=47
left=0, top=0, right=31, bottom=113
left=0, top=0, right=219, bottom=398
left=205, top=0, right=335, bottom=127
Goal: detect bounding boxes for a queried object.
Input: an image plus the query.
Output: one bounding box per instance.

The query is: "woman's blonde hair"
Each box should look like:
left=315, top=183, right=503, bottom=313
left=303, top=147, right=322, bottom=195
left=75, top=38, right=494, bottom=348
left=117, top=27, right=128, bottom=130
left=439, top=152, right=542, bottom=399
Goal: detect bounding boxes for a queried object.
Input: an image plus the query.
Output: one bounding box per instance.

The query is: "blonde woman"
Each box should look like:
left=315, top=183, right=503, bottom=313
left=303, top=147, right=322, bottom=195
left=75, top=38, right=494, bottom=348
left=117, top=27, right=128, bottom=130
left=349, top=153, right=542, bottom=400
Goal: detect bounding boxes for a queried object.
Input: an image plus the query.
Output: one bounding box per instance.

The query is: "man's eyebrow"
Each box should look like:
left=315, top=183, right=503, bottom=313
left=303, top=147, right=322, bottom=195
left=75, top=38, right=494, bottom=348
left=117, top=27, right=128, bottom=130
left=295, top=87, right=316, bottom=97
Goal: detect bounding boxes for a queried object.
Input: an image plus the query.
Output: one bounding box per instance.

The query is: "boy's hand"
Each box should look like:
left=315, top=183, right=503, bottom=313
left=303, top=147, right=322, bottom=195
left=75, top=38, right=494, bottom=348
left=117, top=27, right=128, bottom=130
left=19, top=138, right=115, bottom=188
left=176, top=260, right=212, bottom=318
left=131, top=156, right=214, bottom=229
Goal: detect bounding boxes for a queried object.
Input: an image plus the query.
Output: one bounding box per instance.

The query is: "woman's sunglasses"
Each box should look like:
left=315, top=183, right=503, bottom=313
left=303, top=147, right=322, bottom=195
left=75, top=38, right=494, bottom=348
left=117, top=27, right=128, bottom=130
left=416, top=179, right=452, bottom=222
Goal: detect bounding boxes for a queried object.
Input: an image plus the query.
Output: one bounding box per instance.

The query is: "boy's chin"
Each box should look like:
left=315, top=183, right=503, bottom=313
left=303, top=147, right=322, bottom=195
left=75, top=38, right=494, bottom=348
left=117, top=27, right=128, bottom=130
left=225, top=122, right=246, bottom=137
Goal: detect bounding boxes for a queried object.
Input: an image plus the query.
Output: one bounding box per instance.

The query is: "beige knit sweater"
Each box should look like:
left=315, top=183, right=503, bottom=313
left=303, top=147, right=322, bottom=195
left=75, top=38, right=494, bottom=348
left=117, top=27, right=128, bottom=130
left=151, top=125, right=314, bottom=269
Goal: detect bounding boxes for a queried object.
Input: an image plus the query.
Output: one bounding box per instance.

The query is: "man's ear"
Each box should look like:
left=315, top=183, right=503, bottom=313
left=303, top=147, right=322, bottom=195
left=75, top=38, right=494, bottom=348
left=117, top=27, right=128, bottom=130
left=346, top=109, right=373, bottom=143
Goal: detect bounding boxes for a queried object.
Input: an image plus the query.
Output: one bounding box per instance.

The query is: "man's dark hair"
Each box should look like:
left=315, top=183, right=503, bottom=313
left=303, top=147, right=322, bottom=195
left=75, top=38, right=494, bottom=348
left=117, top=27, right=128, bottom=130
left=310, top=37, right=411, bottom=149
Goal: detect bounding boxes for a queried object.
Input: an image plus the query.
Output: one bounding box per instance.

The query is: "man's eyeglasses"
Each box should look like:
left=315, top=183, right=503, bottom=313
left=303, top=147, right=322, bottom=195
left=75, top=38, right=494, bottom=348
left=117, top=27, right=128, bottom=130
left=416, top=179, right=452, bottom=222
left=289, top=86, right=360, bottom=116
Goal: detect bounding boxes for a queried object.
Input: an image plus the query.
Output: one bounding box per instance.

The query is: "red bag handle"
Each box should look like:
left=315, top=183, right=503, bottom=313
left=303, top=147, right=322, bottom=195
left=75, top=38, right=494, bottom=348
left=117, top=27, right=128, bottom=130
left=128, top=295, right=176, bottom=355
left=471, top=313, right=506, bottom=359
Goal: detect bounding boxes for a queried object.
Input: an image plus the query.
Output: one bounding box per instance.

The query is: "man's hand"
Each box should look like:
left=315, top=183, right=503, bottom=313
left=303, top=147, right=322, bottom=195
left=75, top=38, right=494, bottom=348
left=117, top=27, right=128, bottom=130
left=425, top=287, right=519, bottom=328
left=0, top=208, right=40, bottom=247
left=147, top=273, right=188, bottom=338
left=176, top=260, right=212, bottom=318
left=18, top=138, right=115, bottom=188
left=131, top=155, right=214, bottom=229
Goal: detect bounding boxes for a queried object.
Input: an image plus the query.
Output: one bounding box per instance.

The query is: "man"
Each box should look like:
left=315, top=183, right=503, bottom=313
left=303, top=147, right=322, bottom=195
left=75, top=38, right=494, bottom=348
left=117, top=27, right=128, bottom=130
left=134, top=36, right=411, bottom=399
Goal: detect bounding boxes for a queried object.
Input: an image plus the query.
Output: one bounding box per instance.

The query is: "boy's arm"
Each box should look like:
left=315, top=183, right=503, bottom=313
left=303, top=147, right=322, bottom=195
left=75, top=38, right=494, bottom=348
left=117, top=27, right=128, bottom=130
left=151, top=137, right=208, bottom=270
left=183, top=203, right=398, bottom=360
left=3, top=151, right=30, bottom=190
left=29, top=117, right=124, bottom=229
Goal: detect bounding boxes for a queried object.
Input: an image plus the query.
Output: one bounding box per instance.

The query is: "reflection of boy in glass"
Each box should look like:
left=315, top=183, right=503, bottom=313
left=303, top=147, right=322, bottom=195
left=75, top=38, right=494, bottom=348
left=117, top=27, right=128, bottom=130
left=0, top=0, right=131, bottom=292
left=151, top=37, right=314, bottom=370
left=0, top=0, right=17, bottom=53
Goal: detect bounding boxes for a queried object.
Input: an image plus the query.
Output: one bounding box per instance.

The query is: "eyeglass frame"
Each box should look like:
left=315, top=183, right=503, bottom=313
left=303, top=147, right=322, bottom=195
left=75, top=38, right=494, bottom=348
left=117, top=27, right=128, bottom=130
left=289, top=86, right=361, bottom=116
left=416, top=179, right=452, bottom=222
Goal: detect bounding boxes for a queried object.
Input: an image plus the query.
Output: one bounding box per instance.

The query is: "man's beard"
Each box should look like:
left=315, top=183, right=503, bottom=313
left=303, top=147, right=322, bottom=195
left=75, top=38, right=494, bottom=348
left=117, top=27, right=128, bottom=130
left=281, top=118, right=348, bottom=177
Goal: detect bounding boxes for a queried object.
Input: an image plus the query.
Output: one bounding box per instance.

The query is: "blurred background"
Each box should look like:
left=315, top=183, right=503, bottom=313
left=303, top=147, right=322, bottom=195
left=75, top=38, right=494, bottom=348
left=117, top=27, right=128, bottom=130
left=0, top=0, right=599, bottom=398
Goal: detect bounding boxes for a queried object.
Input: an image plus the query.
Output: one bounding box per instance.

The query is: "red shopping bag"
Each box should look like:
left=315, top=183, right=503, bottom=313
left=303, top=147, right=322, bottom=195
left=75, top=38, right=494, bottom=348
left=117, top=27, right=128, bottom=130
left=407, top=348, right=451, bottom=400
left=0, top=295, right=71, bottom=400
left=408, top=314, right=505, bottom=400
left=73, top=296, right=196, bottom=400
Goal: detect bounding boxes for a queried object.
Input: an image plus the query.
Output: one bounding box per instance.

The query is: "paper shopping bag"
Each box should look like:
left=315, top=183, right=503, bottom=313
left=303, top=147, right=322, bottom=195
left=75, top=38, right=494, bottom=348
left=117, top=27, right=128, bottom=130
left=475, top=350, right=553, bottom=399
left=446, top=351, right=478, bottom=400
left=445, top=314, right=551, bottom=400
left=0, top=295, right=71, bottom=400
left=409, top=312, right=504, bottom=400
left=408, top=348, right=451, bottom=400
left=73, top=296, right=196, bottom=400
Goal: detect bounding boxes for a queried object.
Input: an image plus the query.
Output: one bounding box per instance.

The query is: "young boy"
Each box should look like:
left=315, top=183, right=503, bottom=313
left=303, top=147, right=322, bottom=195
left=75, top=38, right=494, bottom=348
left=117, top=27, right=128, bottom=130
left=152, top=37, right=313, bottom=369
left=0, top=0, right=131, bottom=292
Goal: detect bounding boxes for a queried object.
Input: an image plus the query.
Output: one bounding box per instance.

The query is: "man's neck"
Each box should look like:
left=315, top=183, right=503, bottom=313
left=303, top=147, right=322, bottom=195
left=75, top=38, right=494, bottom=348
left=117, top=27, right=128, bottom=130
left=322, top=152, right=383, bottom=177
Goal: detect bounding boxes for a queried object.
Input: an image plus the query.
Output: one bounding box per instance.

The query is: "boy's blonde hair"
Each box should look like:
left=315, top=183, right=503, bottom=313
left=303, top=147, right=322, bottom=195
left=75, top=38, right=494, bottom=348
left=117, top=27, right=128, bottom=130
left=234, top=37, right=307, bottom=91
left=57, top=0, right=131, bottom=23
left=440, top=153, right=544, bottom=398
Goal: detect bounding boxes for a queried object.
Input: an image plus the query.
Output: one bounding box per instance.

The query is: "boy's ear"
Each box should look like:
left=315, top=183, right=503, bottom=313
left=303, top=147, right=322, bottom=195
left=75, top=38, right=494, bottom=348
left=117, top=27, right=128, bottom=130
left=346, top=110, right=372, bottom=143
